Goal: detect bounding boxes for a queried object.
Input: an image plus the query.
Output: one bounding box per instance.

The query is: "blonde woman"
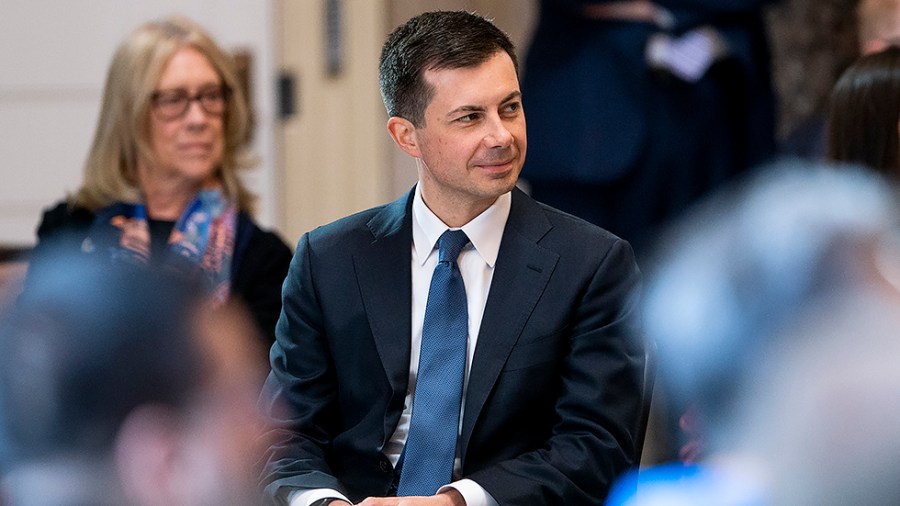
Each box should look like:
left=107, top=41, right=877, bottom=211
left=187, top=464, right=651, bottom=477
left=28, top=16, right=291, bottom=353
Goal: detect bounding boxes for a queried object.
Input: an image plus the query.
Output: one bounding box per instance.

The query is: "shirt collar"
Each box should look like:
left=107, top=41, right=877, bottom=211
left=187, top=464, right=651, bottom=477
left=412, top=186, right=511, bottom=268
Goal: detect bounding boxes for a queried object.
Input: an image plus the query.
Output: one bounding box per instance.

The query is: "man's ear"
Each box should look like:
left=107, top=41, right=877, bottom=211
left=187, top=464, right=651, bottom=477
left=387, top=116, right=423, bottom=158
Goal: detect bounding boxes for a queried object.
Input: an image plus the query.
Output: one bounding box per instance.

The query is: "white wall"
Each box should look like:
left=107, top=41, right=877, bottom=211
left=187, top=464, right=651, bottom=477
left=0, top=0, right=278, bottom=247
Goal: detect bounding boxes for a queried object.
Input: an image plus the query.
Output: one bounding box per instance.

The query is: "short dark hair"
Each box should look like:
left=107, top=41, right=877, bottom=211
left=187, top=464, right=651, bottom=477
left=378, top=10, right=518, bottom=127
left=828, top=46, right=900, bottom=176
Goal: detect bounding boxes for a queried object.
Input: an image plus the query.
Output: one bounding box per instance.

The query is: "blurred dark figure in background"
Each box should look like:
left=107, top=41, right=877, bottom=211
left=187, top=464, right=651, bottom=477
left=0, top=255, right=269, bottom=506
left=26, top=16, right=291, bottom=357
left=828, top=46, right=900, bottom=176
left=520, top=0, right=778, bottom=255
left=604, top=160, right=900, bottom=504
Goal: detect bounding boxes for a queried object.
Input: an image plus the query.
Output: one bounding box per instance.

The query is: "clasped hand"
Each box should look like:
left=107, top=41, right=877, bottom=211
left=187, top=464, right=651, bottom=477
left=337, top=488, right=465, bottom=506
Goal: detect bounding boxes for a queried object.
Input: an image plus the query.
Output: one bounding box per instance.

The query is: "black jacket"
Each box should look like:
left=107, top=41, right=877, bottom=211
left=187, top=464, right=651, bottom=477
left=28, top=201, right=293, bottom=355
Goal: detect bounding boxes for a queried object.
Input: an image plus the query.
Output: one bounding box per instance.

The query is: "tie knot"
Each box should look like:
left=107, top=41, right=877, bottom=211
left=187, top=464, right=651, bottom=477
left=437, top=229, right=469, bottom=263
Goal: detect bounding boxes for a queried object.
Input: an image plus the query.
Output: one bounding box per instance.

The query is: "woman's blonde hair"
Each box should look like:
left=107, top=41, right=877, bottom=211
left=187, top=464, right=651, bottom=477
left=72, top=16, right=256, bottom=212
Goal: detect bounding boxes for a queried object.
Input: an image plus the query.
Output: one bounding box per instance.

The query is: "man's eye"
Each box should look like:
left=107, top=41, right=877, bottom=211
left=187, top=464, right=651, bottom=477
left=502, top=102, right=521, bottom=114
left=457, top=113, right=480, bottom=123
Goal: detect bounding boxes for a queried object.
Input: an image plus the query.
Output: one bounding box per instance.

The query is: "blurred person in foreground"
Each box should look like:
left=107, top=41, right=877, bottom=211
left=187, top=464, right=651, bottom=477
left=260, top=10, right=645, bottom=506
left=0, top=254, right=270, bottom=506
left=26, top=16, right=291, bottom=355
left=828, top=46, right=900, bottom=177
left=604, top=159, right=900, bottom=505
left=735, top=256, right=900, bottom=506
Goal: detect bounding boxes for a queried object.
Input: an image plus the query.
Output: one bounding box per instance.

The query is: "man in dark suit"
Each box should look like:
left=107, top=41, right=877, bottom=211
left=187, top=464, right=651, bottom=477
left=521, top=0, right=778, bottom=255
left=260, top=10, right=645, bottom=506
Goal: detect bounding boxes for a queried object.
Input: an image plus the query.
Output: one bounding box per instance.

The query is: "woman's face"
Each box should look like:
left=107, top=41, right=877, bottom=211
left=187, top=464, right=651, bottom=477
left=144, top=46, right=226, bottom=188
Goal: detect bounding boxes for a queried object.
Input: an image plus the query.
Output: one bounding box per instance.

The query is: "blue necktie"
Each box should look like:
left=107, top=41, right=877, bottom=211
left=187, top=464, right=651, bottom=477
left=397, top=229, right=470, bottom=496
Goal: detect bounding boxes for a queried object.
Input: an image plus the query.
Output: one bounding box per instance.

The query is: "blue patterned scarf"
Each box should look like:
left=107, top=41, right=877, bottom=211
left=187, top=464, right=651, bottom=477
left=85, top=188, right=237, bottom=304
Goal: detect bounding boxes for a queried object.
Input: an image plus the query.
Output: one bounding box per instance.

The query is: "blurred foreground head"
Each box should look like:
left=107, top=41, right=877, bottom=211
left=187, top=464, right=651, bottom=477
left=0, top=254, right=268, bottom=506
left=738, top=270, right=900, bottom=506
left=644, top=159, right=900, bottom=458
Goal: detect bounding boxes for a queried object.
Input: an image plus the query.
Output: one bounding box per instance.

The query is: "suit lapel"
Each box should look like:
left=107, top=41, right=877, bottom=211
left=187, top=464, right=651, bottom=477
left=354, top=189, right=415, bottom=422
left=460, top=189, right=559, bottom=454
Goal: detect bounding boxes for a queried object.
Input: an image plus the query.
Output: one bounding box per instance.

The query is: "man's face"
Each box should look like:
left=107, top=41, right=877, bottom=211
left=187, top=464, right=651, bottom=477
left=412, top=51, right=526, bottom=223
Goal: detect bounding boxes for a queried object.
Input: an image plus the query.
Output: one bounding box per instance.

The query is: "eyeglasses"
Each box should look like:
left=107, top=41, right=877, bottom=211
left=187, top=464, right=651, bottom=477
left=151, top=86, right=230, bottom=120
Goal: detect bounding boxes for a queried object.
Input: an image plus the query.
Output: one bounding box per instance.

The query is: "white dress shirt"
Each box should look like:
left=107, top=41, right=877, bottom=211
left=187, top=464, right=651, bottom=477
left=291, top=188, right=510, bottom=506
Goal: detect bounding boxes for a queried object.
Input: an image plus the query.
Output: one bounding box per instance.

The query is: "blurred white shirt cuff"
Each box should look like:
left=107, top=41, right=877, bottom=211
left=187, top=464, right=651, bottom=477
left=288, top=488, right=350, bottom=506
left=440, top=478, right=499, bottom=506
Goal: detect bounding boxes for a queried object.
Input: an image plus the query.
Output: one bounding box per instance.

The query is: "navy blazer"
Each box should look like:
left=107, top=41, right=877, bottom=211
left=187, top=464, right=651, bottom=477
left=261, top=187, right=644, bottom=504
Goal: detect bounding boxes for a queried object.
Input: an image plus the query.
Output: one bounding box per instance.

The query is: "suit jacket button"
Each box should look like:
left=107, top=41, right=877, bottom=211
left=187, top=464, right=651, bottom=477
left=379, top=460, right=391, bottom=473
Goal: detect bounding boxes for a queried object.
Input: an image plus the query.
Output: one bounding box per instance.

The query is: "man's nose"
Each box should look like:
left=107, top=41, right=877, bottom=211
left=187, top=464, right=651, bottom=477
left=484, top=116, right=514, bottom=148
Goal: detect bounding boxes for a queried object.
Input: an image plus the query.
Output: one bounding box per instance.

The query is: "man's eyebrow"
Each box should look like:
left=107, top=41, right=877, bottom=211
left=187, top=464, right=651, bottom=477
left=500, top=91, right=522, bottom=104
left=447, top=104, right=486, bottom=117
left=446, top=91, right=523, bottom=117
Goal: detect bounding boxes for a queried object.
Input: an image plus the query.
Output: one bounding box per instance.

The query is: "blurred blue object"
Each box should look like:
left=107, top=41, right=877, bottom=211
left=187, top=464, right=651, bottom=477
left=606, top=463, right=766, bottom=506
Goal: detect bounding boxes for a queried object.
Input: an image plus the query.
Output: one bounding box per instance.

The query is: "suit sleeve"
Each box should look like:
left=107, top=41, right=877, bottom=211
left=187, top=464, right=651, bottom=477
left=258, top=232, right=349, bottom=503
left=470, top=237, right=645, bottom=504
